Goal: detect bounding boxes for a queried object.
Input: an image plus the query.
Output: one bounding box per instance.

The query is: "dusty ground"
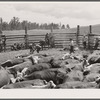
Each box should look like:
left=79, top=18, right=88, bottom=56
left=0, top=48, right=67, bottom=63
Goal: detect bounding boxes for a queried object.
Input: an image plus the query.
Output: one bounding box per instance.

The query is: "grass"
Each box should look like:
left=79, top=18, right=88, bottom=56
left=3, top=29, right=51, bottom=35
left=2, top=29, right=76, bottom=36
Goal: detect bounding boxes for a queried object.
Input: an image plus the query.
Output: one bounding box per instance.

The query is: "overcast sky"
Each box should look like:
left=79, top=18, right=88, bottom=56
left=0, top=2, right=100, bottom=28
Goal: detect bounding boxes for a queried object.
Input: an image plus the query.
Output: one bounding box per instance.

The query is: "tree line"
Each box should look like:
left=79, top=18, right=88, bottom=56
left=0, top=17, right=70, bottom=31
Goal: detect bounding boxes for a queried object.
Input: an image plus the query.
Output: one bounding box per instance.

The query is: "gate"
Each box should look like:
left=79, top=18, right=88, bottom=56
left=53, top=33, right=77, bottom=48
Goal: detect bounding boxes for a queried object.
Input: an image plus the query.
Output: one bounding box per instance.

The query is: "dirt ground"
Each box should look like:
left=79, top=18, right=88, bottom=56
left=0, top=48, right=67, bottom=63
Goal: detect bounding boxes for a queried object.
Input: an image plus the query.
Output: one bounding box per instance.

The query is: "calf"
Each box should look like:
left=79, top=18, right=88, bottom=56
left=38, top=56, right=54, bottom=64
left=56, top=81, right=97, bottom=89
left=22, top=81, right=56, bottom=89
left=22, top=69, right=67, bottom=85
left=25, top=63, right=52, bottom=75
left=0, top=67, right=10, bottom=88
left=8, top=60, right=32, bottom=78
left=50, top=59, right=63, bottom=68
left=1, top=58, right=24, bottom=68
left=2, top=79, right=47, bottom=89
left=88, top=55, right=100, bottom=65
left=63, top=70, right=84, bottom=82
left=83, top=73, right=100, bottom=82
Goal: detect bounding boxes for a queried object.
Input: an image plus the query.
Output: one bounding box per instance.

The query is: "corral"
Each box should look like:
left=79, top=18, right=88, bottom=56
left=0, top=25, right=100, bottom=89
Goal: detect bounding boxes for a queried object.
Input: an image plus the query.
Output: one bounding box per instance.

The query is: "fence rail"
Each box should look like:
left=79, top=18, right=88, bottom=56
left=1, top=33, right=76, bottom=50
left=0, top=31, right=100, bottom=52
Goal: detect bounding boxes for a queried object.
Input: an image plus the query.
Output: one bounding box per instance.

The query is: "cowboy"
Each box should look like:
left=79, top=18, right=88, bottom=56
left=69, top=38, right=74, bottom=54
left=94, top=38, right=99, bottom=50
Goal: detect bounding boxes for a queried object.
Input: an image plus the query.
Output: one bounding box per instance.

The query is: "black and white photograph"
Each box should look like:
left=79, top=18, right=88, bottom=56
left=1, top=1, right=100, bottom=98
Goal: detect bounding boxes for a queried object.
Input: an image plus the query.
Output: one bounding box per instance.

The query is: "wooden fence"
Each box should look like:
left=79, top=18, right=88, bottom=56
left=1, top=25, right=100, bottom=51
left=4, top=33, right=76, bottom=50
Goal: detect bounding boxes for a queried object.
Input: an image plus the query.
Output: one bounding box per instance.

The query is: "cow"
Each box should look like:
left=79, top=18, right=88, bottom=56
left=21, top=68, right=67, bottom=85
left=22, top=81, right=56, bottom=89
left=38, top=56, right=54, bottom=64
left=88, top=55, right=100, bottom=65
left=84, top=63, right=100, bottom=74
left=25, top=63, right=52, bottom=75
left=0, top=67, right=11, bottom=88
left=50, top=59, right=63, bottom=68
left=83, top=73, right=100, bottom=82
left=1, top=58, right=25, bottom=68
left=55, top=81, right=98, bottom=89
left=62, top=70, right=84, bottom=83
left=7, top=60, right=33, bottom=78
left=2, top=79, right=47, bottom=89
left=24, top=54, right=53, bottom=64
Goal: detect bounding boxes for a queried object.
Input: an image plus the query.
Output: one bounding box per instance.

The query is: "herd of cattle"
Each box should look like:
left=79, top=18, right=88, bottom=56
left=1, top=49, right=100, bottom=89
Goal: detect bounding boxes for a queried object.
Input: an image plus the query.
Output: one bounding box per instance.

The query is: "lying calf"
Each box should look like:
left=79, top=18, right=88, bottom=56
left=8, top=60, right=32, bottom=78
left=25, top=63, right=52, bottom=75
left=22, top=81, right=56, bottom=89
left=55, top=81, right=98, bottom=89
left=2, top=79, right=47, bottom=89
left=0, top=67, right=11, bottom=88
left=84, top=63, right=100, bottom=74
left=1, top=58, right=24, bottom=68
left=22, top=69, right=67, bottom=85
left=63, top=70, right=84, bottom=82
left=83, top=73, right=100, bottom=82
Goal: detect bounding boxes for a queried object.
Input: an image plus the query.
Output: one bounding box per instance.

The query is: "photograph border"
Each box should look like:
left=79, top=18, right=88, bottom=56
left=0, top=0, right=100, bottom=99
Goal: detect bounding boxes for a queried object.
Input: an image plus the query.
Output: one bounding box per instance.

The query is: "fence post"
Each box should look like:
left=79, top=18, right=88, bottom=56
left=24, top=25, right=28, bottom=49
left=88, top=25, right=92, bottom=50
left=89, top=25, right=92, bottom=34
left=76, top=25, right=80, bottom=47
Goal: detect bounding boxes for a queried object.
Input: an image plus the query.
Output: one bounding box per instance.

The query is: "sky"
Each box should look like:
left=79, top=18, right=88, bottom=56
left=0, top=2, right=100, bottom=28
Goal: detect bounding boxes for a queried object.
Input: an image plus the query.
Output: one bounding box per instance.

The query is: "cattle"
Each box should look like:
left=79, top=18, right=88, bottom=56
left=83, top=73, right=100, bottom=82
left=55, top=81, right=98, bottom=89
left=22, top=81, right=56, bottom=89
left=0, top=67, right=11, bottom=88
left=70, top=59, right=88, bottom=72
left=11, top=43, right=25, bottom=51
left=38, top=56, right=54, bottom=64
left=84, top=63, right=100, bottom=74
left=22, top=68, right=67, bottom=85
left=50, top=59, right=63, bottom=68
left=2, top=79, right=47, bottom=89
left=24, top=54, right=53, bottom=64
left=15, top=53, right=30, bottom=58
left=1, top=58, right=25, bottom=68
left=62, top=70, right=84, bottom=83
left=88, top=55, right=100, bottom=65
left=25, top=63, right=52, bottom=75
left=8, top=60, right=33, bottom=78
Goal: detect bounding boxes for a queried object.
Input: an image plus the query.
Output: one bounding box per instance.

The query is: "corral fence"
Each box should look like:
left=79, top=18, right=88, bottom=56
left=0, top=25, right=100, bottom=52
left=4, top=33, right=77, bottom=50
left=78, top=25, right=100, bottom=50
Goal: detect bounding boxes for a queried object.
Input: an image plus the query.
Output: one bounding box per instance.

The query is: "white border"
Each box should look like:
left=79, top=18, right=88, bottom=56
left=0, top=1, right=100, bottom=99
left=0, top=89, right=100, bottom=98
